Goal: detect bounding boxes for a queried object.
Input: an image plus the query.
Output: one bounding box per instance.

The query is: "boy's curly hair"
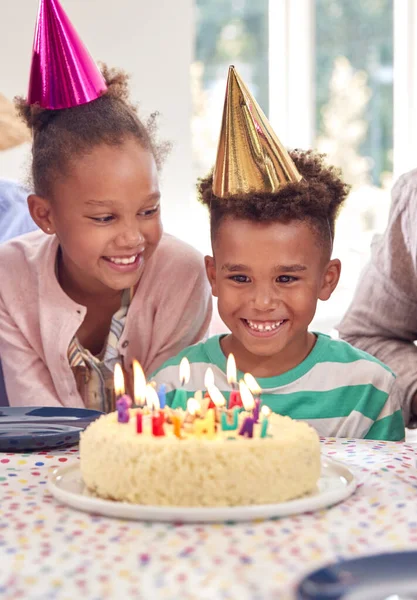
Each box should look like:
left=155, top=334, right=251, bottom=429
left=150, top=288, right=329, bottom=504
left=197, top=150, right=350, bottom=254
left=15, top=64, right=170, bottom=197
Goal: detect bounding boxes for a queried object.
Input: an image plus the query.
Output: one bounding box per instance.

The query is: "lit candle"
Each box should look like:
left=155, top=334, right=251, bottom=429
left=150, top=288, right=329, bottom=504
left=260, top=405, right=271, bottom=438
left=171, top=357, right=191, bottom=410
left=227, top=353, right=243, bottom=409
left=238, top=380, right=255, bottom=438
left=207, top=384, right=226, bottom=422
left=204, top=367, right=216, bottom=408
left=187, top=397, right=200, bottom=417
left=244, top=373, right=262, bottom=422
left=194, top=408, right=215, bottom=439
left=114, top=363, right=131, bottom=423
left=146, top=385, right=165, bottom=437
left=133, top=360, right=146, bottom=407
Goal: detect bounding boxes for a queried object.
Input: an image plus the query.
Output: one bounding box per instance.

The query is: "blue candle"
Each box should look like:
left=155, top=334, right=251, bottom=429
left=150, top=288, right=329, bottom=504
left=157, top=384, right=167, bottom=409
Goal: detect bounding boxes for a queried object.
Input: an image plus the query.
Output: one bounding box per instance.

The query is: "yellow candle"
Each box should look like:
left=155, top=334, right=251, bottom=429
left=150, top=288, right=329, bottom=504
left=194, top=408, right=215, bottom=439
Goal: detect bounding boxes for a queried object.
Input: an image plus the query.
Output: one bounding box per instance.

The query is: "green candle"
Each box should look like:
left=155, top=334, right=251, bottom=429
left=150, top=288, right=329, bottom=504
left=260, top=406, right=271, bottom=438
left=172, top=357, right=191, bottom=410
left=172, top=388, right=188, bottom=410
left=221, top=408, right=239, bottom=431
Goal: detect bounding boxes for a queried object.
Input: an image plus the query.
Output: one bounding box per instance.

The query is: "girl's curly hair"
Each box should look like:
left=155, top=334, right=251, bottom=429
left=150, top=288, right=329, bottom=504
left=197, top=149, right=350, bottom=253
left=15, top=64, right=170, bottom=197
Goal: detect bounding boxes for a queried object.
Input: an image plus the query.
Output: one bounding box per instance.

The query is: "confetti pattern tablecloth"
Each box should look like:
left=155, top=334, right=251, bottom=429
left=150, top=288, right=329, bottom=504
left=0, top=439, right=417, bottom=600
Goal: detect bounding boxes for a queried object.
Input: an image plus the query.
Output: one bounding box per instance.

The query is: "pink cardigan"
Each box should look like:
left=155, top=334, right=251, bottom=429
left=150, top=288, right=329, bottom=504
left=0, top=231, right=212, bottom=407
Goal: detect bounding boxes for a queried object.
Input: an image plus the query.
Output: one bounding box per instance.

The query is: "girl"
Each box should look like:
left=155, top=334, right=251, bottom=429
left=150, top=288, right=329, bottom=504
left=0, top=0, right=211, bottom=411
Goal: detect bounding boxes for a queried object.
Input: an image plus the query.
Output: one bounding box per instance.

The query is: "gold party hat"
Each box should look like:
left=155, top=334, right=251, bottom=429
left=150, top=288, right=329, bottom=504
left=213, top=66, right=301, bottom=198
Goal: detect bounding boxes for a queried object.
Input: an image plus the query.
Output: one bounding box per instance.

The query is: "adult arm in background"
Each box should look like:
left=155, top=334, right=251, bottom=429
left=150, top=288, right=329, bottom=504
left=338, top=169, right=417, bottom=425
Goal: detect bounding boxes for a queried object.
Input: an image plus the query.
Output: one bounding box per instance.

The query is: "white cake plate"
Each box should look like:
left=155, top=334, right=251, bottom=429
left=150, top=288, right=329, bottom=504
left=47, top=456, right=357, bottom=523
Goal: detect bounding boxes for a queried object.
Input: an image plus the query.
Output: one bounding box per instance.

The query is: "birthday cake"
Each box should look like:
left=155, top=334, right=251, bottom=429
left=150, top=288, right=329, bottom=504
left=79, top=408, right=321, bottom=507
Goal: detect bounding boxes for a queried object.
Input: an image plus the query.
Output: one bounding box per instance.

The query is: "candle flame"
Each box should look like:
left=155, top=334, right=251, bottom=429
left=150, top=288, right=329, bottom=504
left=179, top=357, right=191, bottom=386
left=187, top=397, right=200, bottom=416
left=243, top=372, right=261, bottom=395
left=133, top=360, right=147, bottom=405
left=145, top=384, right=160, bottom=411
left=208, top=385, right=226, bottom=408
left=261, top=405, right=271, bottom=417
left=239, top=379, right=255, bottom=411
left=204, top=367, right=215, bottom=389
left=114, top=363, right=125, bottom=397
left=226, top=353, right=237, bottom=386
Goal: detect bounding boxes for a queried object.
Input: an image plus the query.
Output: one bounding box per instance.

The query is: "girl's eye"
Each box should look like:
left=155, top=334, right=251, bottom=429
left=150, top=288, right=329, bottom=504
left=90, top=215, right=114, bottom=223
left=139, top=205, right=160, bottom=217
left=229, top=275, right=250, bottom=284
left=277, top=275, right=297, bottom=283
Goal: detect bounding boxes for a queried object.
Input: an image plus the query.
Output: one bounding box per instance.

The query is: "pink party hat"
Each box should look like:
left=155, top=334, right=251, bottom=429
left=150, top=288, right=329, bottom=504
left=28, top=0, right=107, bottom=109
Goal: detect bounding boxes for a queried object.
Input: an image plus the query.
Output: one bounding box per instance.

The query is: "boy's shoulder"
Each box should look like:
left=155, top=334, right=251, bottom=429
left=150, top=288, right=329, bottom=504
left=315, top=332, right=395, bottom=386
left=317, top=333, right=392, bottom=368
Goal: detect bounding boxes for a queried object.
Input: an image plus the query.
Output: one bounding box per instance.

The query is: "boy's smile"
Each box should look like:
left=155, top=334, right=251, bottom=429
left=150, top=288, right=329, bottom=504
left=205, top=217, right=341, bottom=378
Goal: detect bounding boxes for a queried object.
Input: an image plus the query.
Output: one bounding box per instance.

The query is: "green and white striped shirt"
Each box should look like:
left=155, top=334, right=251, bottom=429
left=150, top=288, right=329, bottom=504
left=151, top=333, right=404, bottom=441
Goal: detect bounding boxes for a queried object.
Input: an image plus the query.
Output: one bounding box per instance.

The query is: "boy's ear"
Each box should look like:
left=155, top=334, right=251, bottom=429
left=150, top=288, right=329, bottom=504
left=204, top=255, right=218, bottom=297
left=318, top=258, right=341, bottom=301
left=28, top=194, right=55, bottom=234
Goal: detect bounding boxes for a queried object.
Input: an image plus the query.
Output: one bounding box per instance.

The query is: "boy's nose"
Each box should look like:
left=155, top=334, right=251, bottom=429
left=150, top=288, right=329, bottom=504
left=251, top=286, right=278, bottom=310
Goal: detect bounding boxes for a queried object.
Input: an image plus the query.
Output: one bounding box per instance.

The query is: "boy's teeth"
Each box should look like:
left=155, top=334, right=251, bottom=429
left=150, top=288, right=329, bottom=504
left=108, top=255, right=137, bottom=265
left=246, top=319, right=284, bottom=332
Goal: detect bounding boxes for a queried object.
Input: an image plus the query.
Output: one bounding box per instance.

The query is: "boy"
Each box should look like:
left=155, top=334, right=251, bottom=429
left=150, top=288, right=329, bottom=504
left=152, top=67, right=404, bottom=441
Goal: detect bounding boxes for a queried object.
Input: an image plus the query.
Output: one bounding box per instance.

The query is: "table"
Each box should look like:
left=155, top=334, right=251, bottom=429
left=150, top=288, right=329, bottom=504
left=0, top=439, right=417, bottom=600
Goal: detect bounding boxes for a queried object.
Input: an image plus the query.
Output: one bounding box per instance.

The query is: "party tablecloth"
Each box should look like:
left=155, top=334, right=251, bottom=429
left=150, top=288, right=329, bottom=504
left=0, top=438, right=417, bottom=600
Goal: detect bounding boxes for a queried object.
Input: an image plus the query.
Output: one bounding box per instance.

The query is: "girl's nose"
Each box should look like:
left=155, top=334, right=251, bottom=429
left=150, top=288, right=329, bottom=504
left=116, top=226, right=145, bottom=248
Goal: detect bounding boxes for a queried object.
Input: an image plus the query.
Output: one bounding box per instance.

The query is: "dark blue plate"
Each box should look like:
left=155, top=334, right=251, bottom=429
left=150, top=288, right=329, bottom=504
left=297, top=550, right=417, bottom=599
left=0, top=407, right=102, bottom=452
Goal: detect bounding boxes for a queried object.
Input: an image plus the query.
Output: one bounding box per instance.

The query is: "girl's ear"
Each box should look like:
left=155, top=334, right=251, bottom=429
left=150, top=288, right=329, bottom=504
left=28, top=194, right=56, bottom=234
left=205, top=255, right=218, bottom=297
left=318, top=258, right=341, bottom=301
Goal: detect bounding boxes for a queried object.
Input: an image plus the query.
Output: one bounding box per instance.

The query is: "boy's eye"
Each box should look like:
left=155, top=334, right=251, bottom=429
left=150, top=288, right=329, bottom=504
left=277, top=275, right=297, bottom=283
left=229, top=275, right=250, bottom=283
left=139, top=205, right=160, bottom=217
left=90, top=215, right=114, bottom=223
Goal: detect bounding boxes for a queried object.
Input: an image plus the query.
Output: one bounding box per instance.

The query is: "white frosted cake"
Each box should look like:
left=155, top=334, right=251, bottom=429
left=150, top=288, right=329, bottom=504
left=79, top=408, right=321, bottom=507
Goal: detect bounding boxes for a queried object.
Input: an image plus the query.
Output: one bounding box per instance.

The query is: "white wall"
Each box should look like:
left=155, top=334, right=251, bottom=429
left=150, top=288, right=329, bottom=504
left=1, top=0, right=196, bottom=240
